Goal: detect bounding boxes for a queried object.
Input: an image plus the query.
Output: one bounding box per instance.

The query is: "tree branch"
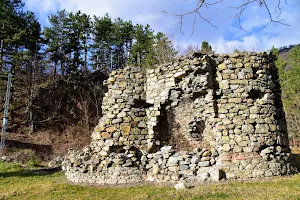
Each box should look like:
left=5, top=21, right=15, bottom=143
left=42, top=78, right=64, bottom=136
left=162, top=0, right=289, bottom=34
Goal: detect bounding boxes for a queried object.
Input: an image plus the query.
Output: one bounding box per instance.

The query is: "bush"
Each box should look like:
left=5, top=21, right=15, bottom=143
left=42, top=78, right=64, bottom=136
left=27, top=155, right=41, bottom=168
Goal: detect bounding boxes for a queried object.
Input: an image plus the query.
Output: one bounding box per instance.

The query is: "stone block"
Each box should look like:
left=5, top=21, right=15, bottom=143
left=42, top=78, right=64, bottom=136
left=218, top=63, right=227, bottom=71
left=221, top=144, right=231, bottom=152
left=219, top=80, right=229, bottom=89
left=120, top=123, right=131, bottom=136
left=106, top=126, right=117, bottom=133
left=242, top=124, right=254, bottom=134
left=101, top=132, right=112, bottom=139
left=198, top=161, right=210, bottom=167
left=174, top=71, right=186, bottom=79
left=112, top=118, right=123, bottom=124
left=255, top=124, right=269, bottom=134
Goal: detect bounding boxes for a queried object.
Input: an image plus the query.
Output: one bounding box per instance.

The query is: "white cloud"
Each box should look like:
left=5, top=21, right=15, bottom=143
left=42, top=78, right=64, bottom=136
left=24, top=0, right=300, bottom=53
left=241, top=16, right=269, bottom=32
left=212, top=36, right=261, bottom=53
left=25, top=0, right=57, bottom=13
left=60, top=0, right=178, bottom=28
left=211, top=0, right=300, bottom=53
left=24, top=0, right=181, bottom=34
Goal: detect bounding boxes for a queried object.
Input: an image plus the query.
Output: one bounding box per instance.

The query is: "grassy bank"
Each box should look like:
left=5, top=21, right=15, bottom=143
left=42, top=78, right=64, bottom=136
left=0, top=162, right=300, bottom=200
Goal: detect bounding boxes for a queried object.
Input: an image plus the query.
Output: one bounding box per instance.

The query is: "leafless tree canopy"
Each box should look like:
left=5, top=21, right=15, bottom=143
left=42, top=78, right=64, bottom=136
left=162, top=0, right=289, bottom=34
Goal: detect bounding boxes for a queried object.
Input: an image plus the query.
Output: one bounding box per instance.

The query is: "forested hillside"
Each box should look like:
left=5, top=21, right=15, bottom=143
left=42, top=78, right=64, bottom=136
left=0, top=0, right=177, bottom=158
left=273, top=45, right=300, bottom=144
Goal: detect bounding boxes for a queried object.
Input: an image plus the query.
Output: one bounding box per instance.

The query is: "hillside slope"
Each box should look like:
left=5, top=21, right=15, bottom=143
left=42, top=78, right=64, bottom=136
left=1, top=71, right=108, bottom=162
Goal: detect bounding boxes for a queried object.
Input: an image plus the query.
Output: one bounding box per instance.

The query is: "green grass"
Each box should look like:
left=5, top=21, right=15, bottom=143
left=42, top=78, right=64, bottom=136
left=0, top=162, right=300, bottom=200
left=0, top=162, right=23, bottom=172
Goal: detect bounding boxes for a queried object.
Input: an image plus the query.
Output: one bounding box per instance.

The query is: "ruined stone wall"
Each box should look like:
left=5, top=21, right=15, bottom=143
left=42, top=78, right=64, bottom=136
left=62, top=52, right=295, bottom=185
left=212, top=52, right=292, bottom=179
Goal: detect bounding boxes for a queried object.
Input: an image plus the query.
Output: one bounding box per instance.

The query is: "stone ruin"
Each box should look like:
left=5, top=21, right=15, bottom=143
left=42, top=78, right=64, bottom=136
left=62, top=51, right=295, bottom=185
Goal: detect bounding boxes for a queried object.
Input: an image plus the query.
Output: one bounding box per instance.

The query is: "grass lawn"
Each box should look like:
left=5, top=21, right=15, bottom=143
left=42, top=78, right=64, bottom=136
left=0, top=162, right=299, bottom=200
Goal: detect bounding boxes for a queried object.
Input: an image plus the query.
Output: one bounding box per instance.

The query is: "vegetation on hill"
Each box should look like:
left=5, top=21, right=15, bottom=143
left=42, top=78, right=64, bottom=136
left=0, top=0, right=177, bottom=159
left=183, top=41, right=214, bottom=55
left=272, top=45, right=300, bottom=143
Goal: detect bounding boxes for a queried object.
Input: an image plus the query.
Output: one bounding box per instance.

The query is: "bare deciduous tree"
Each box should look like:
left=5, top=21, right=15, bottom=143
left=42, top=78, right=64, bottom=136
left=183, top=43, right=202, bottom=55
left=162, top=0, right=289, bottom=35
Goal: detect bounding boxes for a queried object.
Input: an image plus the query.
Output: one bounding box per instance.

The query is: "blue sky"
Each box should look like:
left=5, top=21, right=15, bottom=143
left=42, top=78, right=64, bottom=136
left=24, top=0, right=300, bottom=53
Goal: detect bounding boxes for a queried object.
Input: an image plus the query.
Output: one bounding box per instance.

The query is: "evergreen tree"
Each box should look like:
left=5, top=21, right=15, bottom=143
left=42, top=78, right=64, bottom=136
left=155, top=32, right=177, bottom=66
left=92, top=14, right=114, bottom=72
left=44, top=10, right=69, bottom=78
left=129, top=24, right=155, bottom=67
left=111, top=18, right=134, bottom=69
left=201, top=41, right=212, bottom=54
left=78, top=12, right=92, bottom=73
left=23, top=11, right=42, bottom=133
left=0, top=0, right=26, bottom=72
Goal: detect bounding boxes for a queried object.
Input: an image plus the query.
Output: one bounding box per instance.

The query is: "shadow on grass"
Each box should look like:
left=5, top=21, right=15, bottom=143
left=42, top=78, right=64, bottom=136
left=0, top=167, right=62, bottom=178
left=5, top=139, right=53, bottom=161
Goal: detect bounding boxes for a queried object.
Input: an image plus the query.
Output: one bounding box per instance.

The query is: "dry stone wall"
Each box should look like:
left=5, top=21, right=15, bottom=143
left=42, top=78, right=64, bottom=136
left=62, top=52, right=295, bottom=185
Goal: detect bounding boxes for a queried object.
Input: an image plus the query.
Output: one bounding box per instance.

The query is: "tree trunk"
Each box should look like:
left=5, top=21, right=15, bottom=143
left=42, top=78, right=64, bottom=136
left=83, top=39, right=88, bottom=73
left=53, top=60, right=57, bottom=78
left=84, top=101, right=89, bottom=132
left=9, top=48, right=17, bottom=123
left=0, top=24, right=4, bottom=72
left=28, top=52, right=36, bottom=134
left=0, top=41, right=3, bottom=72
left=80, top=97, right=89, bottom=132
left=96, top=54, right=99, bottom=70
left=137, top=52, right=141, bottom=66
left=61, top=60, right=65, bottom=78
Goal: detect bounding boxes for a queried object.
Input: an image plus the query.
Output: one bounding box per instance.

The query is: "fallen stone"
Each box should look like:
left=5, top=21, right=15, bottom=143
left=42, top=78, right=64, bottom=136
left=198, top=172, right=210, bottom=181
left=174, top=182, right=187, bottom=190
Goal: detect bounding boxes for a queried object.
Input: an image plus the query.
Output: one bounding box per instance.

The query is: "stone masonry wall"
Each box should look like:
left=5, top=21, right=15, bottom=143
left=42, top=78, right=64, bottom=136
left=62, top=52, right=295, bottom=185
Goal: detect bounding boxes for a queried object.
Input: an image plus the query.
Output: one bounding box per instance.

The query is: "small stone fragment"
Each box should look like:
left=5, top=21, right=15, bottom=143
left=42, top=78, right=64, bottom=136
left=174, top=182, right=187, bottom=190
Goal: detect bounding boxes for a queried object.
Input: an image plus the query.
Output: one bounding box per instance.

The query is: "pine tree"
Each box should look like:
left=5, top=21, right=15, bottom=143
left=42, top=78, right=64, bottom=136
left=77, top=12, right=92, bottom=73
left=155, top=32, right=177, bottom=65
left=44, top=10, right=69, bottom=78
left=0, top=0, right=26, bottom=72
left=92, top=14, right=114, bottom=72
left=23, top=11, right=42, bottom=134
left=129, top=24, right=155, bottom=67
left=201, top=41, right=212, bottom=54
